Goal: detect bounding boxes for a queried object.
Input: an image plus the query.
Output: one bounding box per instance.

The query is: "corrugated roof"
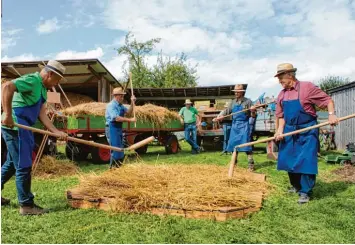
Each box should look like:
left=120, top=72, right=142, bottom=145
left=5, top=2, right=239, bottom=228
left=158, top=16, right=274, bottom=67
left=1, top=58, right=123, bottom=88
left=327, top=81, right=355, bottom=94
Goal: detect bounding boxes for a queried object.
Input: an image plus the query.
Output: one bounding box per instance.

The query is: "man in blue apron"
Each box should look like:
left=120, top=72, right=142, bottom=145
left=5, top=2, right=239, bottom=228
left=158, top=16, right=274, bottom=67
left=215, top=84, right=256, bottom=171
left=274, top=63, right=338, bottom=204
left=1, top=60, right=68, bottom=215
left=105, top=87, right=136, bottom=168
left=221, top=102, right=232, bottom=154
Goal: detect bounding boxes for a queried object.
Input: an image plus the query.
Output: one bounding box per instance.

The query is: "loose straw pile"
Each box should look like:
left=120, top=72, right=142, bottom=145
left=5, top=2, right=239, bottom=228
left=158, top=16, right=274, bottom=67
left=70, top=164, right=268, bottom=212
left=60, top=103, right=180, bottom=128
left=61, top=92, right=95, bottom=108
left=34, top=156, right=79, bottom=179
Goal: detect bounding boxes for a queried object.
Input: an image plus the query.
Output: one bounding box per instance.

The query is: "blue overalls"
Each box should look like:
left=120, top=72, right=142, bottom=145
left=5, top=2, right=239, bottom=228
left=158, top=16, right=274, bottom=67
left=226, top=102, right=252, bottom=153
left=1, top=96, right=45, bottom=206
left=105, top=101, right=127, bottom=167
left=277, top=90, right=318, bottom=195
left=222, top=120, right=232, bottom=152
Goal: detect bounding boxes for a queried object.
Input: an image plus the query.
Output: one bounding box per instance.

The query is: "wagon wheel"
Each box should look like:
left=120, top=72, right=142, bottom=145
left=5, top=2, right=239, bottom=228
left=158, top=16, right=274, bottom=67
left=134, top=134, right=149, bottom=155
left=65, top=142, right=90, bottom=162
left=165, top=135, right=179, bottom=154
left=91, top=138, right=111, bottom=164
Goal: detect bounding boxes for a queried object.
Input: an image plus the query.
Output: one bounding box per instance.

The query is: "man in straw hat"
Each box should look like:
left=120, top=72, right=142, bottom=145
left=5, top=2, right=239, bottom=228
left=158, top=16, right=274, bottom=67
left=1, top=60, right=68, bottom=215
left=105, top=87, right=136, bottom=167
left=214, top=84, right=257, bottom=171
left=274, top=63, right=338, bottom=204
left=179, top=99, right=201, bottom=154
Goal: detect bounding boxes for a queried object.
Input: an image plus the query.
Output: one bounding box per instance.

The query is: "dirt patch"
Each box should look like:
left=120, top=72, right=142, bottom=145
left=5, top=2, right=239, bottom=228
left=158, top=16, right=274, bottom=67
left=332, top=165, right=355, bottom=183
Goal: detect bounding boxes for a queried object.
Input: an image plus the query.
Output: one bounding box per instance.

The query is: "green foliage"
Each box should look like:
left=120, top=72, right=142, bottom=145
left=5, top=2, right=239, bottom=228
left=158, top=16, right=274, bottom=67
left=317, top=76, right=350, bottom=94
left=116, top=32, right=198, bottom=88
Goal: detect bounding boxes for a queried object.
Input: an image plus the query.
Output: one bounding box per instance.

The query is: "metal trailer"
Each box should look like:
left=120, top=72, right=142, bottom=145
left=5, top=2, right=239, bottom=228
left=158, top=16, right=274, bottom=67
left=197, top=106, right=276, bottom=151
left=54, top=115, right=184, bottom=164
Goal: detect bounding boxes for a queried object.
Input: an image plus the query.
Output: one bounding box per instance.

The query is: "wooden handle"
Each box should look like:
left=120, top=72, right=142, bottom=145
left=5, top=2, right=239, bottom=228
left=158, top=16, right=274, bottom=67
left=218, top=101, right=274, bottom=120
left=235, top=113, right=355, bottom=149
left=228, top=151, right=237, bottom=178
left=13, top=123, right=150, bottom=153
left=127, top=136, right=155, bottom=151
left=129, top=72, right=137, bottom=127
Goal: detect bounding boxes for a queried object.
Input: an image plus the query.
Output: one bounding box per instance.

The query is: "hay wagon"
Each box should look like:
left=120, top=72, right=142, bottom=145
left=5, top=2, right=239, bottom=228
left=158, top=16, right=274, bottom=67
left=54, top=115, right=184, bottom=164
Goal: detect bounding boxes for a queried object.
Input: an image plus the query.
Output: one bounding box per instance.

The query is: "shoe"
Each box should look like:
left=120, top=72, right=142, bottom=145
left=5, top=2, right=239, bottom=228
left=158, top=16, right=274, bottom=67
left=20, top=204, right=49, bottom=216
left=287, top=187, right=298, bottom=194
left=1, top=197, right=10, bottom=206
left=298, top=193, right=310, bottom=204
left=248, top=164, right=255, bottom=172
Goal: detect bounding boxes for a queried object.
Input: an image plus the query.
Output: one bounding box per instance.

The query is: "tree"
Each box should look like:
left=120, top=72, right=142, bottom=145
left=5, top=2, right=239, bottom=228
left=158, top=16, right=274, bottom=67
left=116, top=32, right=198, bottom=88
left=152, top=52, right=198, bottom=88
left=317, top=76, right=350, bottom=94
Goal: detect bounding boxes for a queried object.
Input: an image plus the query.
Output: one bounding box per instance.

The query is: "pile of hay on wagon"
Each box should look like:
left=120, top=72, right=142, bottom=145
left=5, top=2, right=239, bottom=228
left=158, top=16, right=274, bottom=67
left=68, top=164, right=269, bottom=213
left=60, top=102, right=181, bottom=128
left=33, top=156, right=79, bottom=179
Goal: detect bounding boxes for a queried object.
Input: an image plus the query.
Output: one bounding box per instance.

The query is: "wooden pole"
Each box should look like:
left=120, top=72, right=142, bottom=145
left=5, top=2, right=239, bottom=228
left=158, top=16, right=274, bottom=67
left=217, top=101, right=274, bottom=120
left=129, top=72, right=137, bottom=127
left=227, top=113, right=355, bottom=178
left=14, top=123, right=154, bottom=152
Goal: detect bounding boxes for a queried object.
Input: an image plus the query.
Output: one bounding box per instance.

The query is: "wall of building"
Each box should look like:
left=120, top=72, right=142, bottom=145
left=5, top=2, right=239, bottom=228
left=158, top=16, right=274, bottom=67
left=330, top=83, right=355, bottom=150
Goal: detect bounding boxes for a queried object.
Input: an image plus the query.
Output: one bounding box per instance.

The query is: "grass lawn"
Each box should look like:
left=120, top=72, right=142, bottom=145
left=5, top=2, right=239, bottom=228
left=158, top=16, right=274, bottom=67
left=1, top=141, right=355, bottom=244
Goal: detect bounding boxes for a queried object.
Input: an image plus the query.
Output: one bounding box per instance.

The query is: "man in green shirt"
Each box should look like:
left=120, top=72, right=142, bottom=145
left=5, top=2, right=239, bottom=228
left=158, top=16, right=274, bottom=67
left=1, top=60, right=68, bottom=215
left=179, top=99, right=201, bottom=154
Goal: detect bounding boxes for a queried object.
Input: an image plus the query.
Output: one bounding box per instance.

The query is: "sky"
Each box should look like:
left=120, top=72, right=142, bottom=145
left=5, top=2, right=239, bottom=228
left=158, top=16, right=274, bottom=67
left=1, top=0, right=355, bottom=99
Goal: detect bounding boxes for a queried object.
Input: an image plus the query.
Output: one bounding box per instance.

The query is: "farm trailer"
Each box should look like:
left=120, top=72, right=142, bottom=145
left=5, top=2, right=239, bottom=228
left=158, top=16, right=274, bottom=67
left=54, top=115, right=184, bottom=164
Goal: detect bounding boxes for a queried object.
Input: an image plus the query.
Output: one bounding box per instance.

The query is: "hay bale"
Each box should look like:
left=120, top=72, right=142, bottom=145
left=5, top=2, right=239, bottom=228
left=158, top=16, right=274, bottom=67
left=61, top=103, right=180, bottom=127
left=62, top=92, right=95, bottom=108
left=34, top=156, right=79, bottom=178
left=71, top=164, right=268, bottom=212
left=1, top=78, right=11, bottom=84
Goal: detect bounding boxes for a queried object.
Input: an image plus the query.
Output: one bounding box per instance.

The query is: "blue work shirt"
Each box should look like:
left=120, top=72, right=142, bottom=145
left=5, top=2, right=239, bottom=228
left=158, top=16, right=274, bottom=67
left=105, top=99, right=128, bottom=125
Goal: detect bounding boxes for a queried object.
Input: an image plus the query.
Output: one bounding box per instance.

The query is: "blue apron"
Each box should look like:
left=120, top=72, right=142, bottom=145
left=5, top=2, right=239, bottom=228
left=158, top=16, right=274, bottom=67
left=13, top=96, right=45, bottom=168
left=108, top=122, right=124, bottom=162
left=226, top=103, right=252, bottom=152
left=277, top=90, right=318, bottom=174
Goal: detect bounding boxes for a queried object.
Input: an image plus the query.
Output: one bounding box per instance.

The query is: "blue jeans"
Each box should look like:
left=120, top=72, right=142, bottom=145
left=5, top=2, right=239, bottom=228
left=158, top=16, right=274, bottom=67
left=222, top=123, right=232, bottom=152
left=184, top=123, right=199, bottom=151
left=1, top=128, right=34, bottom=206
left=288, top=172, right=316, bottom=195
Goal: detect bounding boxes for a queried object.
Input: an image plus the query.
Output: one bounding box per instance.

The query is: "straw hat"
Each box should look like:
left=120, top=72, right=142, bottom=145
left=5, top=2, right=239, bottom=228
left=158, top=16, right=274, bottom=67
left=274, top=63, right=297, bottom=77
left=231, top=84, right=246, bottom=92
left=39, top=60, right=66, bottom=80
left=184, top=99, right=193, bottom=104
left=112, top=87, right=126, bottom=95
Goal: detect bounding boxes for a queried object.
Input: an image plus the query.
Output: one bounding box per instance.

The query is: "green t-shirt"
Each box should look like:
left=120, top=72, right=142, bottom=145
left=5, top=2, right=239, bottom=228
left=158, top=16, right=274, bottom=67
left=179, top=106, right=198, bottom=123
left=2, top=72, right=47, bottom=130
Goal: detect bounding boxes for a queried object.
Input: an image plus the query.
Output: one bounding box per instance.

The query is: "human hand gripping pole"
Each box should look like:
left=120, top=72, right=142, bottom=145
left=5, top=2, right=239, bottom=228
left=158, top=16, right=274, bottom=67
left=227, top=113, right=355, bottom=178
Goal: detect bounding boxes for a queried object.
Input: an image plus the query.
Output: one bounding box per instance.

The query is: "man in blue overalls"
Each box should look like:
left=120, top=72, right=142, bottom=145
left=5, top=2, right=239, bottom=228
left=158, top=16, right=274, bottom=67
left=274, top=63, right=338, bottom=204
left=105, top=87, right=136, bottom=168
left=1, top=60, right=68, bottom=215
left=215, top=84, right=256, bottom=171
left=221, top=102, right=232, bottom=154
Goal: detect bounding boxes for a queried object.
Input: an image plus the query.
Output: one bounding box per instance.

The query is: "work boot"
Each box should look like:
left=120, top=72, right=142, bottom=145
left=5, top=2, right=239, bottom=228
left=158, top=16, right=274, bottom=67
left=20, top=204, right=49, bottom=216
left=298, top=193, right=310, bottom=204
left=1, top=197, right=10, bottom=206
left=287, top=187, right=298, bottom=194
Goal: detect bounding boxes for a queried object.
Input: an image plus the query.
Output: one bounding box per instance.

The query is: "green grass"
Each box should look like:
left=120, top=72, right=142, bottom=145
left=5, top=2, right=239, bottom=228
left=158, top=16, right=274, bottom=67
left=2, top=142, right=355, bottom=244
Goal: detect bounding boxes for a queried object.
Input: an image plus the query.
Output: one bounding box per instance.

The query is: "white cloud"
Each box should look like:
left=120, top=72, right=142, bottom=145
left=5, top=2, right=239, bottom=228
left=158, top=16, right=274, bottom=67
left=36, top=18, right=61, bottom=34
left=99, top=0, right=355, bottom=98
left=1, top=28, right=23, bottom=51
left=1, top=53, right=41, bottom=62
left=55, top=47, right=104, bottom=60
